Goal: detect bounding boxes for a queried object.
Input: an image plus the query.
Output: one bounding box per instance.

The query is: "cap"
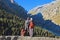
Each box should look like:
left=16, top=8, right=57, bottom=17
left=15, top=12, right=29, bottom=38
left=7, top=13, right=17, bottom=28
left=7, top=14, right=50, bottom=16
left=30, top=18, right=33, bottom=21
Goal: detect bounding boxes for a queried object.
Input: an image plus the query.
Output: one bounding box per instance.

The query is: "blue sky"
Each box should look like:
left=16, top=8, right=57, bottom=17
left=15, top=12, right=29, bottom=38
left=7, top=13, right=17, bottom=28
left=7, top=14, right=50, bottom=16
left=14, top=0, right=54, bottom=11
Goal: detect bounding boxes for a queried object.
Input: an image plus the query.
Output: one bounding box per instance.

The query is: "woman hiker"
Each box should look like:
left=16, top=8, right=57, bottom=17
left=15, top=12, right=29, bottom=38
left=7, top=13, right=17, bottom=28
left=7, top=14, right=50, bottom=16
left=29, top=18, right=34, bottom=37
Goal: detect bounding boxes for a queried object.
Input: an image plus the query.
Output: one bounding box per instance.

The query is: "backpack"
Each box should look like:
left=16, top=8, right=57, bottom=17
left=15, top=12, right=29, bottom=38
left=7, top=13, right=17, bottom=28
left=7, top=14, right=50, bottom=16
left=29, top=21, right=34, bottom=28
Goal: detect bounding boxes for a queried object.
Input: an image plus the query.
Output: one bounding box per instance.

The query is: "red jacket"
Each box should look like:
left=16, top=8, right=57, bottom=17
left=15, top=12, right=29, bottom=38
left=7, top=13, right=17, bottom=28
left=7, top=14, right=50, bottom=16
left=29, top=21, right=34, bottom=28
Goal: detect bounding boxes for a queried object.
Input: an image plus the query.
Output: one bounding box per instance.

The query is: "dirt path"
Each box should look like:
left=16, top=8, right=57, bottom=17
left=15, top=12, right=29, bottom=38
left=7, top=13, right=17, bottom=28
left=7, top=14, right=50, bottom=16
left=0, top=36, right=60, bottom=40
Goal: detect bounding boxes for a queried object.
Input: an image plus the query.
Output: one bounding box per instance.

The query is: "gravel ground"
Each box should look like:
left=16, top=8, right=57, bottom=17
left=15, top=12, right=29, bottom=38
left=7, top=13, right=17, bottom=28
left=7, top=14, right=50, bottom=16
left=0, top=36, right=60, bottom=40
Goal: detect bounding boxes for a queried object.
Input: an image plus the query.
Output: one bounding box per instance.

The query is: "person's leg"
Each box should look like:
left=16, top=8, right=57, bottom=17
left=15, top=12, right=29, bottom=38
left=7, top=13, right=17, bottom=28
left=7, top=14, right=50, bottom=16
left=27, top=27, right=29, bottom=36
left=30, top=28, right=33, bottom=37
left=29, top=28, right=33, bottom=37
left=29, top=28, right=31, bottom=36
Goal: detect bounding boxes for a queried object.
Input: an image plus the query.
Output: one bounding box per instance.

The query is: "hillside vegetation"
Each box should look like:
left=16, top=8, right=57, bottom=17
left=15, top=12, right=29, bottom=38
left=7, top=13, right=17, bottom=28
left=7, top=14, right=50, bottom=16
left=0, top=9, right=56, bottom=37
left=0, top=9, right=25, bottom=35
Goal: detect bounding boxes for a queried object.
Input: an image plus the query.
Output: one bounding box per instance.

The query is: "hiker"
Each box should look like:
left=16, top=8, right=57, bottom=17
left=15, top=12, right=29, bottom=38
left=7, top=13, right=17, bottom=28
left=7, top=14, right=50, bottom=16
left=24, top=17, right=30, bottom=35
left=21, top=28, right=26, bottom=36
left=20, top=28, right=26, bottom=40
left=29, top=18, right=34, bottom=37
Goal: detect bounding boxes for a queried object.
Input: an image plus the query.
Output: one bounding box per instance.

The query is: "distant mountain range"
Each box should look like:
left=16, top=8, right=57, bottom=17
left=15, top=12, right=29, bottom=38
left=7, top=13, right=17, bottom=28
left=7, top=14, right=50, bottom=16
left=0, top=0, right=27, bottom=19
left=28, top=0, right=60, bottom=36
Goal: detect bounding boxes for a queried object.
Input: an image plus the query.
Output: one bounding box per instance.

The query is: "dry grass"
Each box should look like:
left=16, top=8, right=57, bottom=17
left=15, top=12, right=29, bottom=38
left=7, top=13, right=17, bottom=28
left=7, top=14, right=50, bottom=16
left=51, top=14, right=60, bottom=25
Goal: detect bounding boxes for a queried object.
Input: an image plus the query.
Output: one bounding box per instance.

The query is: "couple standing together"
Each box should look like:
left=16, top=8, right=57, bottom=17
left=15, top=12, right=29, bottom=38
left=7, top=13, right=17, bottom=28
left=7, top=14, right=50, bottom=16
left=24, top=17, right=34, bottom=37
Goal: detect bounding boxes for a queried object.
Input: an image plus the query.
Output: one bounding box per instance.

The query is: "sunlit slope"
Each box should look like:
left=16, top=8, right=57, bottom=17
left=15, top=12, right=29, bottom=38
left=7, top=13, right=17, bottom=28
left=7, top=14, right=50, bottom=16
left=51, top=14, right=60, bottom=25
left=28, top=0, right=60, bottom=25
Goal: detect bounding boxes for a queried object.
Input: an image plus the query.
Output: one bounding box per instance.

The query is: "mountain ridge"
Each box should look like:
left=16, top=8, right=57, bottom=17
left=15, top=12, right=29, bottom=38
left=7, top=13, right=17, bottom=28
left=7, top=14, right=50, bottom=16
left=0, top=0, right=27, bottom=19
left=28, top=0, right=60, bottom=36
left=28, top=0, right=60, bottom=25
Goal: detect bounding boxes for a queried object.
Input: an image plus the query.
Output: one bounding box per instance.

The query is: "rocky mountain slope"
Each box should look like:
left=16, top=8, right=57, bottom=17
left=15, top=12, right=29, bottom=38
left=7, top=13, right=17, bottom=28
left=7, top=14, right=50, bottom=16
left=0, top=0, right=27, bottom=19
left=28, top=0, right=60, bottom=25
left=0, top=0, right=60, bottom=36
left=28, top=0, right=60, bottom=36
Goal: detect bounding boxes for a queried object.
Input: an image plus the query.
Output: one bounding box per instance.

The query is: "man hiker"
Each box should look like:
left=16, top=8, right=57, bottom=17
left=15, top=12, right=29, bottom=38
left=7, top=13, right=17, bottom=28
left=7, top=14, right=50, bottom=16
left=24, top=17, right=30, bottom=35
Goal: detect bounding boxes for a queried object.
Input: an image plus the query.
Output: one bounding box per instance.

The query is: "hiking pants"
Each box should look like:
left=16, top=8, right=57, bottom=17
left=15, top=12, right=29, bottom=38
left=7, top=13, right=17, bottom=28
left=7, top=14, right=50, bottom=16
left=29, top=28, right=33, bottom=37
